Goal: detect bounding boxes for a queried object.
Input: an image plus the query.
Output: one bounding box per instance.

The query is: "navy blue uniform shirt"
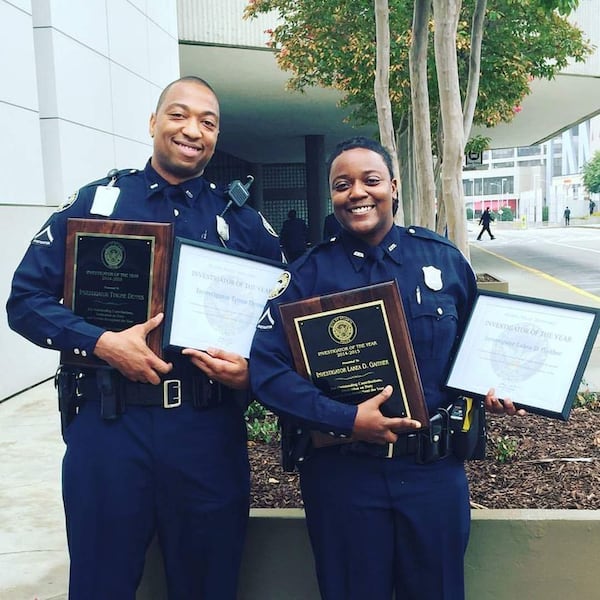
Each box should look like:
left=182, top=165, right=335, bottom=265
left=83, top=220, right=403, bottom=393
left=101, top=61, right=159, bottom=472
left=7, top=160, right=282, bottom=372
left=250, top=225, right=477, bottom=436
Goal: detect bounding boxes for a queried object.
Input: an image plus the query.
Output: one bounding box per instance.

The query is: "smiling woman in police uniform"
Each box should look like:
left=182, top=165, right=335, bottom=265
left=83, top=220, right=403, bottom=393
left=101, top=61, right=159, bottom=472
left=250, top=136, right=522, bottom=600
left=7, top=76, right=282, bottom=600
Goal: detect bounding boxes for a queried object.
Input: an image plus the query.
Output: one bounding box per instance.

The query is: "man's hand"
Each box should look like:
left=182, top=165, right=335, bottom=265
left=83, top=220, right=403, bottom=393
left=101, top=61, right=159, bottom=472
left=352, top=386, right=422, bottom=444
left=93, top=313, right=173, bottom=384
left=182, top=346, right=249, bottom=390
left=484, top=388, right=527, bottom=417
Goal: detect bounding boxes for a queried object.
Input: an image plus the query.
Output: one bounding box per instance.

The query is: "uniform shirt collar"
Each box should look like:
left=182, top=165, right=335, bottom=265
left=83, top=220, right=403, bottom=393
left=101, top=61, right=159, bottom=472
left=143, top=159, right=208, bottom=206
left=339, top=226, right=403, bottom=271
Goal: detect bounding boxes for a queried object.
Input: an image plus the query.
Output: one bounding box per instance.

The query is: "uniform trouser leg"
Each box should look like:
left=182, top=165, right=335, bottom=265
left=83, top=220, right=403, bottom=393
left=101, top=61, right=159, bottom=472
left=62, top=400, right=156, bottom=600
left=299, top=451, right=470, bottom=600
left=154, top=403, right=250, bottom=600
left=62, top=400, right=250, bottom=600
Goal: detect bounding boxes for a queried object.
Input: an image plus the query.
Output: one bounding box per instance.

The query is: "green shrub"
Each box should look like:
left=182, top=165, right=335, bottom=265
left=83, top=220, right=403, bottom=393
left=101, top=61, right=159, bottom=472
left=245, top=400, right=280, bottom=443
left=491, top=435, right=519, bottom=463
left=498, top=207, right=514, bottom=221
left=542, top=205, right=549, bottom=222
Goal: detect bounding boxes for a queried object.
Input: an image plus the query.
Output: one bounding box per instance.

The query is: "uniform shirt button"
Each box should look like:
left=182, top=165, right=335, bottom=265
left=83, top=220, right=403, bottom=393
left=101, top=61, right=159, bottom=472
left=173, top=208, right=179, bottom=217
left=408, top=227, right=416, bottom=234
left=437, top=307, right=443, bottom=315
left=46, top=338, right=53, bottom=346
left=81, top=350, right=87, bottom=357
left=328, top=431, right=336, bottom=437
left=73, top=348, right=80, bottom=355
left=339, top=433, right=348, bottom=439
left=210, top=182, right=216, bottom=190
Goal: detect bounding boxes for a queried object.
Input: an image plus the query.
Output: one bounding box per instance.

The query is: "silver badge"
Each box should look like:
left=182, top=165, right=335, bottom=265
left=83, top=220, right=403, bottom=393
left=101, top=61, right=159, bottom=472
left=422, top=266, right=443, bottom=291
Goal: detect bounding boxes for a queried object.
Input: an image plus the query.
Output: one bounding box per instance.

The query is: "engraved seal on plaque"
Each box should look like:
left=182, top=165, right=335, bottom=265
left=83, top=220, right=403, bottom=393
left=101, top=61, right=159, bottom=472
left=328, top=315, right=357, bottom=345
left=101, top=241, right=126, bottom=270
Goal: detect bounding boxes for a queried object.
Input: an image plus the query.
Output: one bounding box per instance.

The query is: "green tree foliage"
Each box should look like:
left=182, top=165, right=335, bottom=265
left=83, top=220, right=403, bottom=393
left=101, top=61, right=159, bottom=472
left=582, top=151, right=600, bottom=195
left=245, top=0, right=590, bottom=147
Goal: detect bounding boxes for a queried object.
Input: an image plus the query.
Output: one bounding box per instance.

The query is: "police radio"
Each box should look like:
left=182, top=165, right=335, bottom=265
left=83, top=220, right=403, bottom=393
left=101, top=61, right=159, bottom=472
left=217, top=175, right=255, bottom=247
left=221, top=175, right=254, bottom=216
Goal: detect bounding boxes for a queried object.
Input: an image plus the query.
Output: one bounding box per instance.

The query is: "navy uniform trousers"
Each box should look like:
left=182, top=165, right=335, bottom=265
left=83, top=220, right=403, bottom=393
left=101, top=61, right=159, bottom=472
left=63, top=398, right=249, bottom=599
left=299, top=451, right=470, bottom=600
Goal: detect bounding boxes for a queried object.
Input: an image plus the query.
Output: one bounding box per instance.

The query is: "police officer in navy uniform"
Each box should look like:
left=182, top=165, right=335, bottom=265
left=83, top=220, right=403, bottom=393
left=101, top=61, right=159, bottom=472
left=7, top=76, right=282, bottom=599
left=250, top=137, right=522, bottom=600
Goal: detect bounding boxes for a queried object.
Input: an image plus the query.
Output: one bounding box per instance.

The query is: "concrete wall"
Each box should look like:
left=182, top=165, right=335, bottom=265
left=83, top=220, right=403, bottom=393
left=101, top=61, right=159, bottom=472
left=0, top=0, right=180, bottom=399
left=137, top=509, right=600, bottom=600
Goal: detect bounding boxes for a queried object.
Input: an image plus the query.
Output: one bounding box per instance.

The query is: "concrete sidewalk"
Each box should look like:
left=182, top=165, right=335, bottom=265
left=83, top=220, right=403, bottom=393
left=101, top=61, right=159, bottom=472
left=1, top=232, right=600, bottom=600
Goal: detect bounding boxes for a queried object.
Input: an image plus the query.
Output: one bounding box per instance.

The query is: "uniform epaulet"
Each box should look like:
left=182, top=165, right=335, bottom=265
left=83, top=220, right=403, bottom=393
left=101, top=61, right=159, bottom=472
left=290, top=237, right=339, bottom=269
left=405, top=225, right=458, bottom=250
left=80, top=168, right=139, bottom=191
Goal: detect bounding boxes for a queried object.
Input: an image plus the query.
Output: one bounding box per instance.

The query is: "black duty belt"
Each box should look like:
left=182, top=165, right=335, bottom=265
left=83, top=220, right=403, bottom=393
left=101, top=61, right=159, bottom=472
left=77, top=371, right=224, bottom=410
left=313, top=432, right=420, bottom=459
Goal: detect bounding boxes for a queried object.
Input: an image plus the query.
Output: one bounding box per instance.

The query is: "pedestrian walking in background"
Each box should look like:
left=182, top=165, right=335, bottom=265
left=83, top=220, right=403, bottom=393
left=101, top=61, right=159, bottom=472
left=280, top=209, right=309, bottom=262
left=477, top=207, right=495, bottom=240
left=564, top=206, right=571, bottom=226
left=322, top=211, right=341, bottom=240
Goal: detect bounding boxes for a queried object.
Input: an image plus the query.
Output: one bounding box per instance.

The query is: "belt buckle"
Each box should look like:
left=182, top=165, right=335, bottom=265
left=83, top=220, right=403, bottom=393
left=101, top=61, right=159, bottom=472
left=163, top=379, right=182, bottom=408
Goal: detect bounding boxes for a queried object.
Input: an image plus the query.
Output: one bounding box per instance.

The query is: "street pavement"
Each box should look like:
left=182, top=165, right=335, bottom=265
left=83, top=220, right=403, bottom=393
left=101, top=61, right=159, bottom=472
left=1, top=221, right=599, bottom=600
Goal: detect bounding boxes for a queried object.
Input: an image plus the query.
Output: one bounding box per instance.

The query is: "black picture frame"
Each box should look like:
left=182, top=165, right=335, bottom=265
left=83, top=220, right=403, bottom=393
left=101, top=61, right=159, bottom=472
left=445, top=290, right=600, bottom=420
left=163, top=237, right=284, bottom=358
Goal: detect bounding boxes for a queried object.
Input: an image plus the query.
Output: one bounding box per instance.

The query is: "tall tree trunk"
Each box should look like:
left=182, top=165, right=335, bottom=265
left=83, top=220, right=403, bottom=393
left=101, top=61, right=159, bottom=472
left=432, top=0, right=469, bottom=259
left=463, top=0, right=487, bottom=140
left=397, top=114, right=416, bottom=224
left=374, top=0, right=404, bottom=224
left=409, top=0, right=436, bottom=231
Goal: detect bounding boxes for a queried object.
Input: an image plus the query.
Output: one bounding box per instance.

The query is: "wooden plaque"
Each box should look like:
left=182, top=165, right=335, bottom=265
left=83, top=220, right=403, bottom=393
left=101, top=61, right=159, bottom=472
left=62, top=218, right=173, bottom=366
left=279, top=281, right=429, bottom=430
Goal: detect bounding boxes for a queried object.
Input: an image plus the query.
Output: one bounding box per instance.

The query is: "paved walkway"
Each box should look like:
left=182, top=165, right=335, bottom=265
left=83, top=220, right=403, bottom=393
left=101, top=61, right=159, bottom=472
left=1, top=224, right=599, bottom=599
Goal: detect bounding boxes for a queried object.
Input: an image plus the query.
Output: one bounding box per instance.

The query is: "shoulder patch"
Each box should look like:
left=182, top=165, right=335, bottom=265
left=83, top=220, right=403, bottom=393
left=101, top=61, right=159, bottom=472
left=31, top=225, right=54, bottom=246
left=56, top=190, right=79, bottom=213
left=258, top=212, right=279, bottom=238
left=256, top=306, right=275, bottom=330
left=268, top=271, right=291, bottom=299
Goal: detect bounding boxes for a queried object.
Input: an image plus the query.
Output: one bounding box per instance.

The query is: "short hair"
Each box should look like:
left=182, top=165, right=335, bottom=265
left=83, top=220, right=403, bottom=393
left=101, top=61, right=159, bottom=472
left=326, top=136, right=394, bottom=179
left=155, top=76, right=217, bottom=112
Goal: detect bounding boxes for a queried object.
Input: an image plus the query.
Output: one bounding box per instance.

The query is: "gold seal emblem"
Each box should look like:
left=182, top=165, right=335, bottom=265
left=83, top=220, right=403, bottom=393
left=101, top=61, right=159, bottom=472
left=101, top=241, right=126, bottom=270
left=328, top=315, right=357, bottom=344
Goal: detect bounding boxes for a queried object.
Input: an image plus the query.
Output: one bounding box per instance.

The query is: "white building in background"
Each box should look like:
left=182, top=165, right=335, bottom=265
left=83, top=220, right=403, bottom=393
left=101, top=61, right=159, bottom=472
left=0, top=0, right=180, bottom=398
left=463, top=115, right=600, bottom=225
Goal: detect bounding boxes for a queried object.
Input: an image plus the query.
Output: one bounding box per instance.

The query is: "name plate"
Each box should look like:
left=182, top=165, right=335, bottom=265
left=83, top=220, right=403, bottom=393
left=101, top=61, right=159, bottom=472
left=446, top=290, right=600, bottom=420
left=63, top=218, right=173, bottom=366
left=279, top=281, right=428, bottom=426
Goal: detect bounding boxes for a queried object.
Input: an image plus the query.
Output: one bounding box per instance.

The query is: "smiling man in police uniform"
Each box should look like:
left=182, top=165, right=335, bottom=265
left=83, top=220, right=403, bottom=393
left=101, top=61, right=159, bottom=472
left=7, top=76, right=282, bottom=599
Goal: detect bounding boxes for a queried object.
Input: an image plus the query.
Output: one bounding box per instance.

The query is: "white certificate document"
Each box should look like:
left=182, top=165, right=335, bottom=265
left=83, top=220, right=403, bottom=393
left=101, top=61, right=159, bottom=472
left=164, top=238, right=284, bottom=358
left=446, top=292, right=599, bottom=419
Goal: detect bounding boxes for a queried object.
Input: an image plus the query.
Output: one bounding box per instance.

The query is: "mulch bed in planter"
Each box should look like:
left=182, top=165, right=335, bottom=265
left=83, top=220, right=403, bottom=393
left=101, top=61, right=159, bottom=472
left=249, top=407, right=600, bottom=510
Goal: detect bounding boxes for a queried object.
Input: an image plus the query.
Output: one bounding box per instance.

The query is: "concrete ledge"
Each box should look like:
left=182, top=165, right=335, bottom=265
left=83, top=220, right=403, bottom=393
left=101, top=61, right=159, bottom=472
left=138, top=509, right=600, bottom=599
left=476, top=276, right=509, bottom=293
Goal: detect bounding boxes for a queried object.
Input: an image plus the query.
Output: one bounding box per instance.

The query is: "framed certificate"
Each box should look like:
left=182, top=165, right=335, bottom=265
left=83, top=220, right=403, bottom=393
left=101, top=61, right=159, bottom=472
left=279, top=281, right=429, bottom=425
left=445, top=290, right=600, bottom=420
left=63, top=218, right=173, bottom=366
left=163, top=237, right=284, bottom=358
